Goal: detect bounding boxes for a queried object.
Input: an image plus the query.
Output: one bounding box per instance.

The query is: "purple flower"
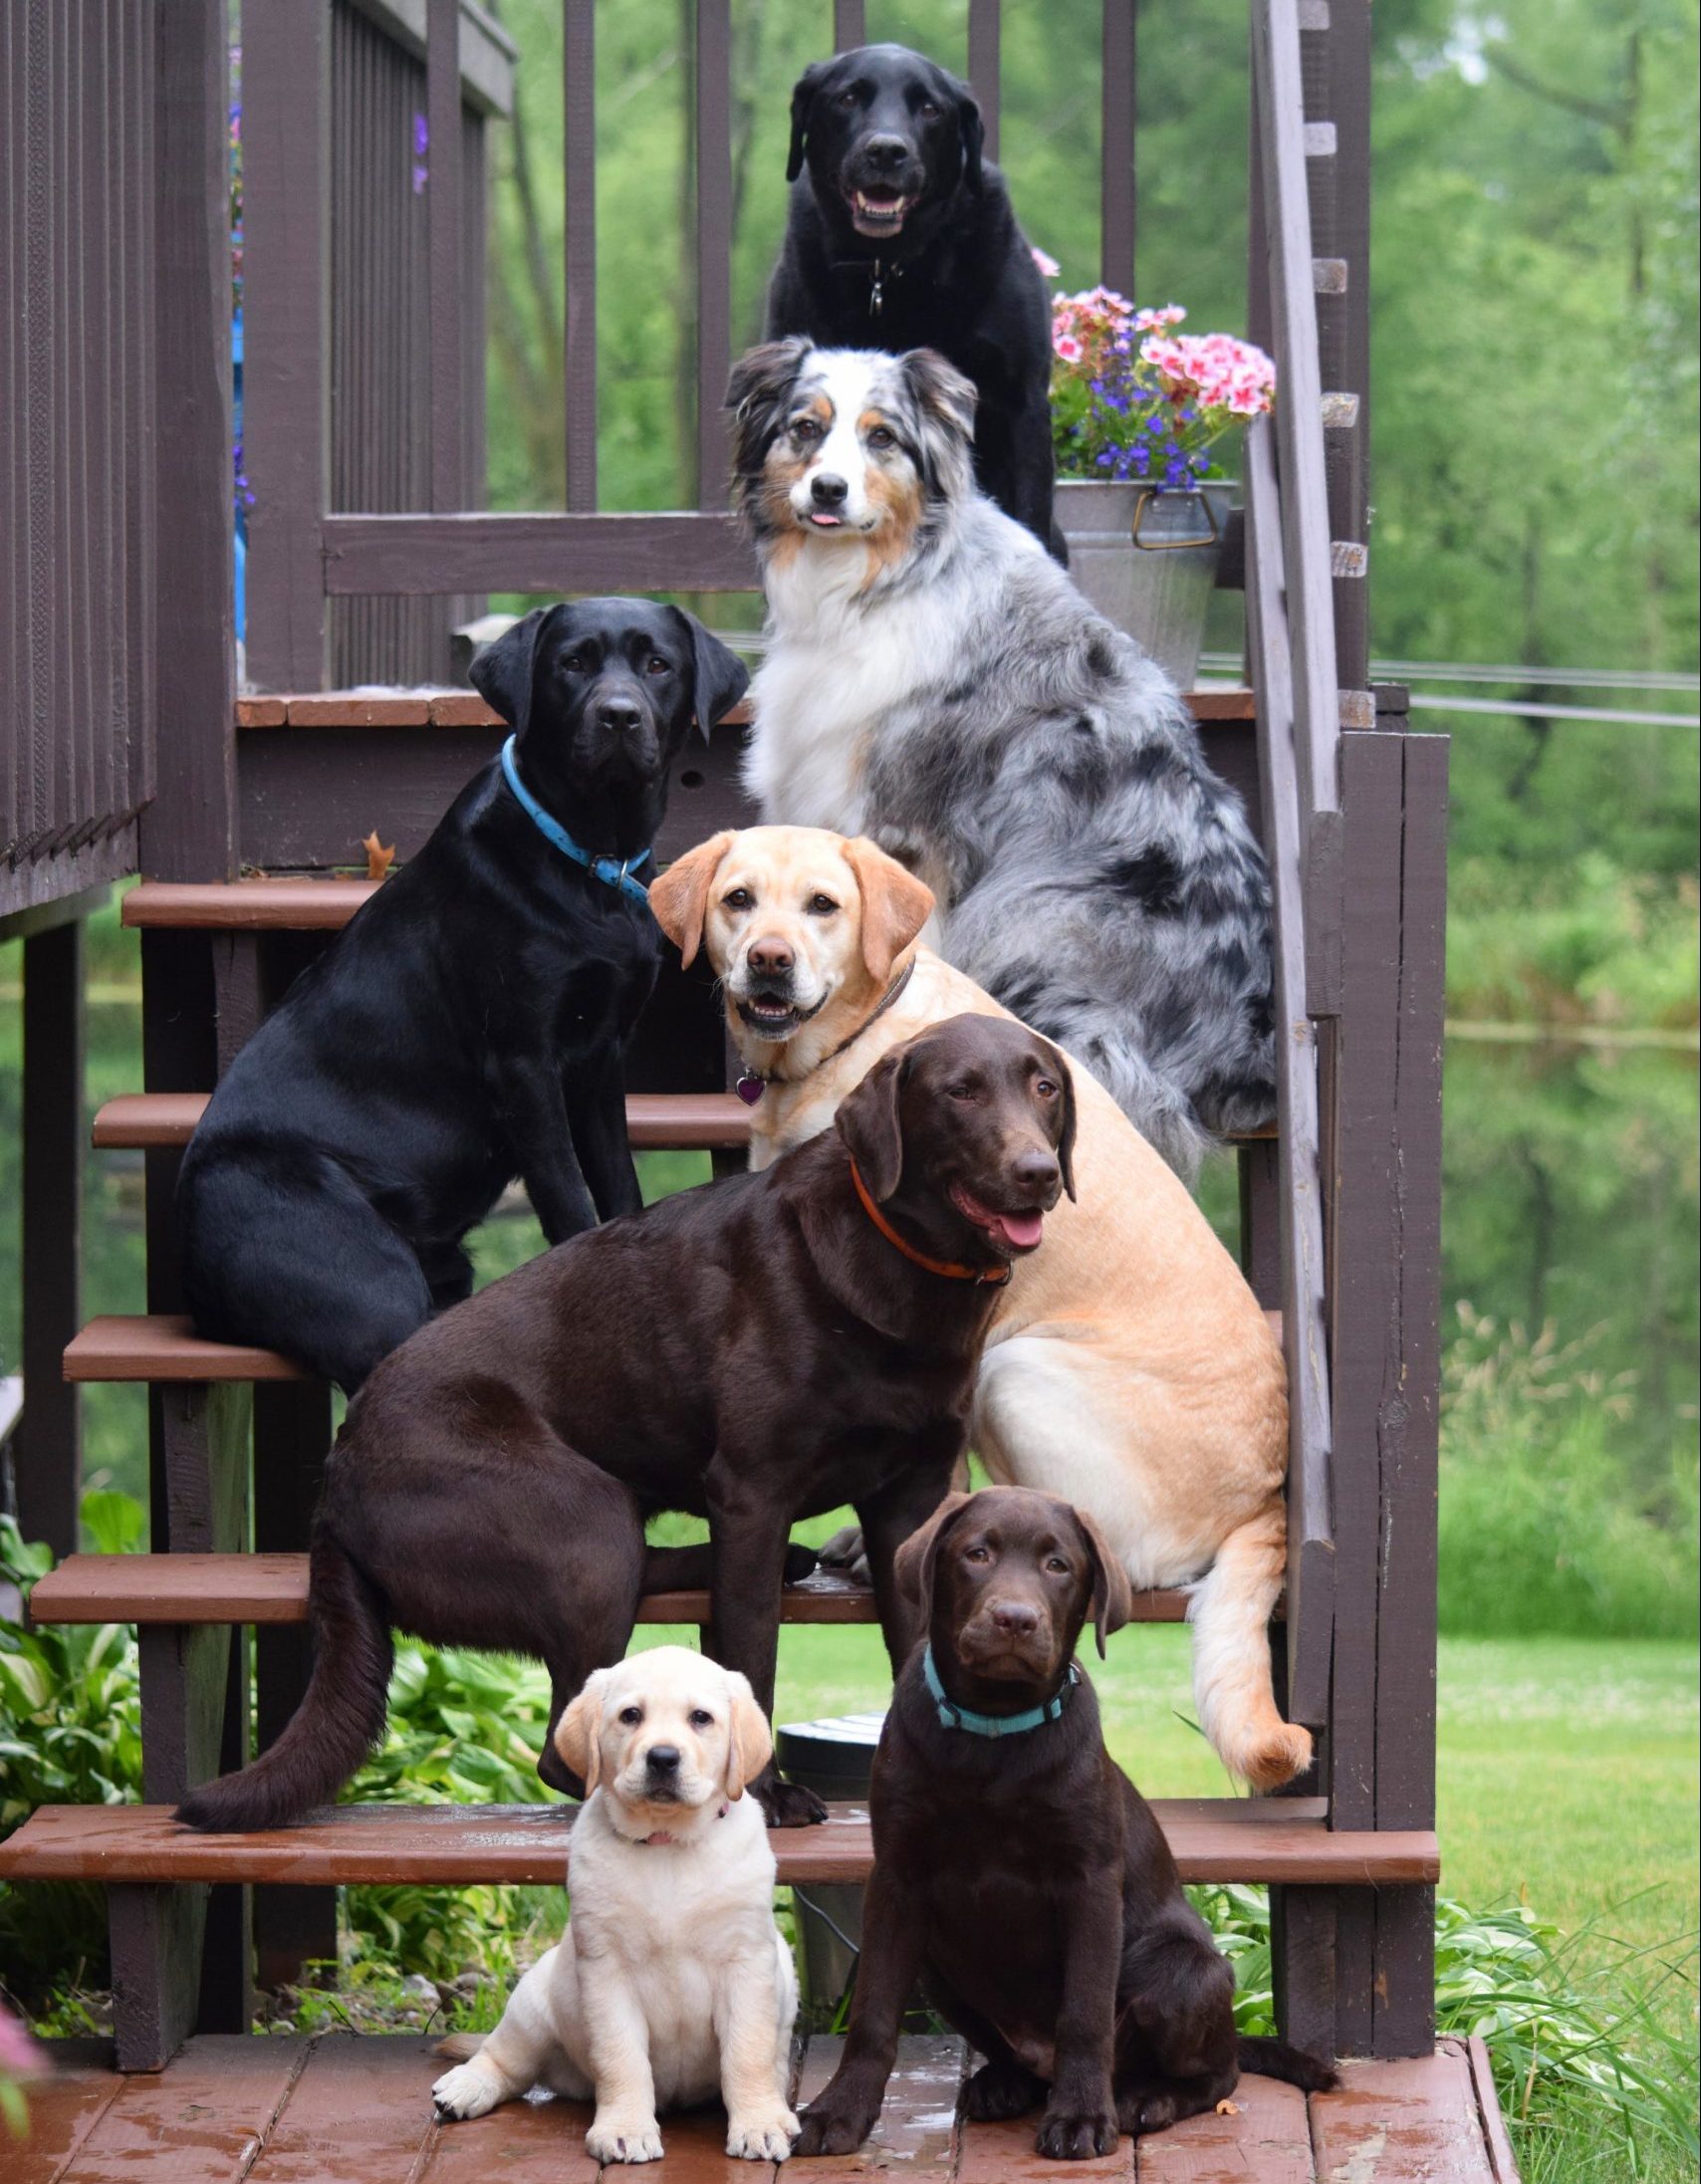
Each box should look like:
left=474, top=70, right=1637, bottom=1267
left=412, top=112, right=428, bottom=192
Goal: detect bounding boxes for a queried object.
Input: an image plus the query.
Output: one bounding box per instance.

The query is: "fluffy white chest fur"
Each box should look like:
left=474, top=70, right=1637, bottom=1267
left=745, top=551, right=964, bottom=836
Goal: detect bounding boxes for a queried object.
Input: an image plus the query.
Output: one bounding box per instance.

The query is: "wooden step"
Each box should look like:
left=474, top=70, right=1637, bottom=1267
left=65, top=1310, right=1284, bottom=1390
left=3, top=2029, right=1513, bottom=2184
left=0, top=1795, right=1437, bottom=1889
left=92, top=1089, right=754, bottom=1152
left=29, top=1554, right=1205, bottom=1629
left=233, top=686, right=1259, bottom=729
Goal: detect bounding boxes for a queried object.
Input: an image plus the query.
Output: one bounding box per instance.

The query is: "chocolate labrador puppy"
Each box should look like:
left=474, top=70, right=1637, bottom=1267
left=797, top=1487, right=1336, bottom=2160
left=178, top=600, right=748, bottom=1394
left=176, top=1017, right=1076, bottom=1835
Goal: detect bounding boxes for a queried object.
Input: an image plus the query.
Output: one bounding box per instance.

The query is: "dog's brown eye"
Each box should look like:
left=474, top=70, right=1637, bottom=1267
left=689, top=1709, right=714, bottom=1728
left=723, top=886, right=753, bottom=910
left=644, top=656, right=670, bottom=676
left=1035, top=1078, right=1058, bottom=1099
left=866, top=426, right=896, bottom=452
left=618, top=1706, right=642, bottom=1725
left=792, top=416, right=822, bottom=443
left=948, top=1083, right=978, bottom=1102
left=808, top=893, right=839, bottom=915
left=564, top=653, right=589, bottom=674
left=964, top=1545, right=992, bottom=1564
left=919, top=100, right=940, bottom=120
left=838, top=88, right=859, bottom=107
left=1046, top=1557, right=1071, bottom=1575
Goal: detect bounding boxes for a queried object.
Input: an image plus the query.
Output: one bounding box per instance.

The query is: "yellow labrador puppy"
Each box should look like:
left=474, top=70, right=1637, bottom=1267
left=431, top=1648, right=799, bottom=2164
left=650, top=828, right=1309, bottom=1793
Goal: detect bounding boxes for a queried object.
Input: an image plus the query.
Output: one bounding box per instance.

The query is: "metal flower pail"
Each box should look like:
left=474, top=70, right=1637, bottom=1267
left=1055, top=477, right=1235, bottom=688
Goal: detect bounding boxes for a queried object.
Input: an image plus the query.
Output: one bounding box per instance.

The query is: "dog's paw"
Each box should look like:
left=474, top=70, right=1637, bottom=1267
left=1035, top=2102, right=1120, bottom=2161
left=816, top=1526, right=871, bottom=1585
left=586, top=2112, right=664, bottom=2164
left=756, top=1775, right=830, bottom=1828
left=431, top=2062, right=500, bottom=2122
left=726, top=2104, right=801, bottom=2161
left=1119, top=2088, right=1179, bottom=2135
left=536, top=1740, right=586, bottom=1800
left=964, top=2059, right=1042, bottom=2122
left=794, top=2101, right=877, bottom=2158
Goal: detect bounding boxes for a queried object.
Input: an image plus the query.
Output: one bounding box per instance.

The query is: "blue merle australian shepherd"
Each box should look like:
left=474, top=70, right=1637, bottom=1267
left=727, top=337, right=1276, bottom=1178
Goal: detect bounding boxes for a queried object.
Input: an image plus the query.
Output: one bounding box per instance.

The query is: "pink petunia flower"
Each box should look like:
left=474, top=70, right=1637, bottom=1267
left=1053, top=333, right=1084, bottom=363
left=1031, top=245, right=1061, bottom=279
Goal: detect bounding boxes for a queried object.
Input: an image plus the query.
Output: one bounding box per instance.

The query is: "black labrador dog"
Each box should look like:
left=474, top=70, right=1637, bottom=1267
left=175, top=1016, right=1075, bottom=1834
left=177, top=600, right=748, bottom=1395
left=798, top=1488, right=1336, bottom=2160
left=765, top=43, right=1061, bottom=557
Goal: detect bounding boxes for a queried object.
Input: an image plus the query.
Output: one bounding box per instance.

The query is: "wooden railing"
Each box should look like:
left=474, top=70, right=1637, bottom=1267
left=241, top=0, right=1141, bottom=677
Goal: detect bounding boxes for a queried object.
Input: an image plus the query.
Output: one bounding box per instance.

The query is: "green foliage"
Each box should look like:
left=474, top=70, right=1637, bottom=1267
left=0, top=1513, right=141, bottom=2006
left=1438, top=1307, right=1699, bottom=1637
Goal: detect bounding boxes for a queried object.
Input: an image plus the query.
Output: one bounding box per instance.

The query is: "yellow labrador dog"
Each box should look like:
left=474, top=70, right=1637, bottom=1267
left=431, top=1648, right=799, bottom=2164
left=650, top=828, right=1309, bottom=1793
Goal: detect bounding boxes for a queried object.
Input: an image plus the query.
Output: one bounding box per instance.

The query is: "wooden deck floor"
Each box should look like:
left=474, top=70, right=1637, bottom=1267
left=12, top=2031, right=1516, bottom=2182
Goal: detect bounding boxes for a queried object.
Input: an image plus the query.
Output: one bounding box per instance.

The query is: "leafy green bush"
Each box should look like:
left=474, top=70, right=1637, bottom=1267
left=1438, top=1307, right=1700, bottom=1638
left=0, top=1499, right=143, bottom=2005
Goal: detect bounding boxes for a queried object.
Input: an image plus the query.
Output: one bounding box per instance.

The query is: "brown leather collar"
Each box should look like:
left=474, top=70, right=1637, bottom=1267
left=849, top=1161, right=1012, bottom=1287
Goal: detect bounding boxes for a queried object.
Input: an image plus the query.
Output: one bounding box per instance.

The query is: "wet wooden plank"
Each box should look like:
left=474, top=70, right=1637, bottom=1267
left=91, top=1090, right=761, bottom=1152
left=1, top=2044, right=123, bottom=2184
left=61, top=2035, right=309, bottom=2184
left=1463, top=2036, right=1519, bottom=2184
left=419, top=2084, right=600, bottom=2182
left=1133, top=2070, right=1312, bottom=2182
left=64, top=1316, right=306, bottom=1383
left=789, top=2035, right=965, bottom=2179
left=123, top=880, right=378, bottom=929
left=1308, top=2043, right=1499, bottom=2183
left=243, top=2033, right=437, bottom=2183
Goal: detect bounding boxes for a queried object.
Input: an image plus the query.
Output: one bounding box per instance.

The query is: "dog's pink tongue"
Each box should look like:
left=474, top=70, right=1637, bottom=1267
left=996, top=1210, right=1044, bottom=1251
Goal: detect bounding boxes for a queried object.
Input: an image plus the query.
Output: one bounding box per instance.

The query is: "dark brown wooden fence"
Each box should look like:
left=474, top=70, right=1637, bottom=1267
left=1, top=1, right=158, bottom=916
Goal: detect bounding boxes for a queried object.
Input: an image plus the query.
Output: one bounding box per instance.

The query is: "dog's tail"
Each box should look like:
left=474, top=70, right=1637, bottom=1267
left=1236, top=2036, right=1338, bottom=2093
left=175, top=1528, right=392, bottom=1832
left=434, top=2034, right=485, bottom=2063
left=1187, top=1503, right=1313, bottom=1794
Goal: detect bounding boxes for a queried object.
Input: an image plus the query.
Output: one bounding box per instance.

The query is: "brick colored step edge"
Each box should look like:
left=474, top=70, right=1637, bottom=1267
left=234, top=688, right=1258, bottom=729
left=29, top=1553, right=1208, bottom=1629
left=0, top=1796, right=1437, bottom=1887
left=93, top=1090, right=755, bottom=1152
left=66, top=1310, right=1284, bottom=1385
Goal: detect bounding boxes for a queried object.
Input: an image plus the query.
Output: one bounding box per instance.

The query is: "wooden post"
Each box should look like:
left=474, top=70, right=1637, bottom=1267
left=14, top=917, right=85, bottom=1559
left=1100, top=0, right=1135, bottom=295
left=563, top=0, right=598, bottom=513
left=694, top=0, right=733, bottom=509
left=967, top=2, right=1001, bottom=161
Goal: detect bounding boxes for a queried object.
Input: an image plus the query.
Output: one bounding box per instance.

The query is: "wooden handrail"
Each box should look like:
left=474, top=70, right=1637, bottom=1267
left=1245, top=419, right=1335, bottom=1731
left=1251, top=0, right=1342, bottom=826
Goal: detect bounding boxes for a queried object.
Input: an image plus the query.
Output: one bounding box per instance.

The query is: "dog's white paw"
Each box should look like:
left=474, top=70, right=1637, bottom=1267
left=431, top=2062, right=501, bottom=2121
left=586, top=2112, right=665, bottom=2164
left=727, top=2105, right=802, bottom=2161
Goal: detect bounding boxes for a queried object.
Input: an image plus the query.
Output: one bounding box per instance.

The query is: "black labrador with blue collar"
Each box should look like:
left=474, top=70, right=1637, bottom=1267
left=177, top=600, right=747, bottom=1396
left=797, top=1487, right=1336, bottom=2161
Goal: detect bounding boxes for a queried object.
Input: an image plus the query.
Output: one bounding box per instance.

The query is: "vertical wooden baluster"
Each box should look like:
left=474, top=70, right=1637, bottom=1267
left=1100, top=0, right=1135, bottom=294
left=563, top=0, right=597, bottom=512
left=695, top=0, right=733, bottom=510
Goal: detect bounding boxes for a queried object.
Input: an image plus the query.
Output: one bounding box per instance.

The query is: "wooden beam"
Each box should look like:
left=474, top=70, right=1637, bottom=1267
left=1100, top=0, right=1136, bottom=295
left=562, top=0, right=597, bottom=511
left=694, top=0, right=733, bottom=508
left=425, top=0, right=465, bottom=513
left=321, top=509, right=759, bottom=595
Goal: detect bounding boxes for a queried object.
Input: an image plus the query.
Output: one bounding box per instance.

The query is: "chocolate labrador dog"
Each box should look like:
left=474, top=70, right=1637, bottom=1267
left=797, top=1487, right=1336, bottom=2160
left=178, top=600, right=748, bottom=1395
left=177, top=1017, right=1076, bottom=1835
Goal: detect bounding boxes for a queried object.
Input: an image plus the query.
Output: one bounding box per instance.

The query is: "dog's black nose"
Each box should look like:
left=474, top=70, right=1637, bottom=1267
left=861, top=133, right=910, bottom=173
left=598, top=697, right=643, bottom=735
left=645, top=1745, right=681, bottom=1773
left=990, top=1599, right=1041, bottom=1636
left=1010, top=1149, right=1061, bottom=1198
left=810, top=472, right=849, bottom=510
left=747, top=937, right=794, bottom=977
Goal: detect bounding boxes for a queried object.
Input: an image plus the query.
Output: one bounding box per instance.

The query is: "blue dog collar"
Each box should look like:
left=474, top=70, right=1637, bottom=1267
left=499, top=736, right=654, bottom=909
left=922, top=1644, right=1081, bottom=1738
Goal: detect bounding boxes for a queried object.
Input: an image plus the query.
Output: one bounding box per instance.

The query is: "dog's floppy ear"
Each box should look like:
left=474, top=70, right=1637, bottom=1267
left=553, top=1667, right=609, bottom=1795
left=469, top=606, right=557, bottom=736
left=893, top=1492, right=975, bottom=1612
left=786, top=61, right=827, bottom=182
left=835, top=1042, right=908, bottom=1202
left=726, top=337, right=813, bottom=482
left=720, top=1670, right=774, bottom=1803
left=1072, top=1505, right=1132, bottom=1659
left=842, top=837, right=934, bottom=985
left=898, top=349, right=978, bottom=504
left=668, top=607, right=749, bottom=747
left=648, top=832, right=735, bottom=969
left=956, top=87, right=985, bottom=191
left=1036, top=1035, right=1078, bottom=1203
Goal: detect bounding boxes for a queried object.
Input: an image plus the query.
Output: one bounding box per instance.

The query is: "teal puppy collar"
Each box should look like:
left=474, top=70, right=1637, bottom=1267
left=922, top=1643, right=1081, bottom=1738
